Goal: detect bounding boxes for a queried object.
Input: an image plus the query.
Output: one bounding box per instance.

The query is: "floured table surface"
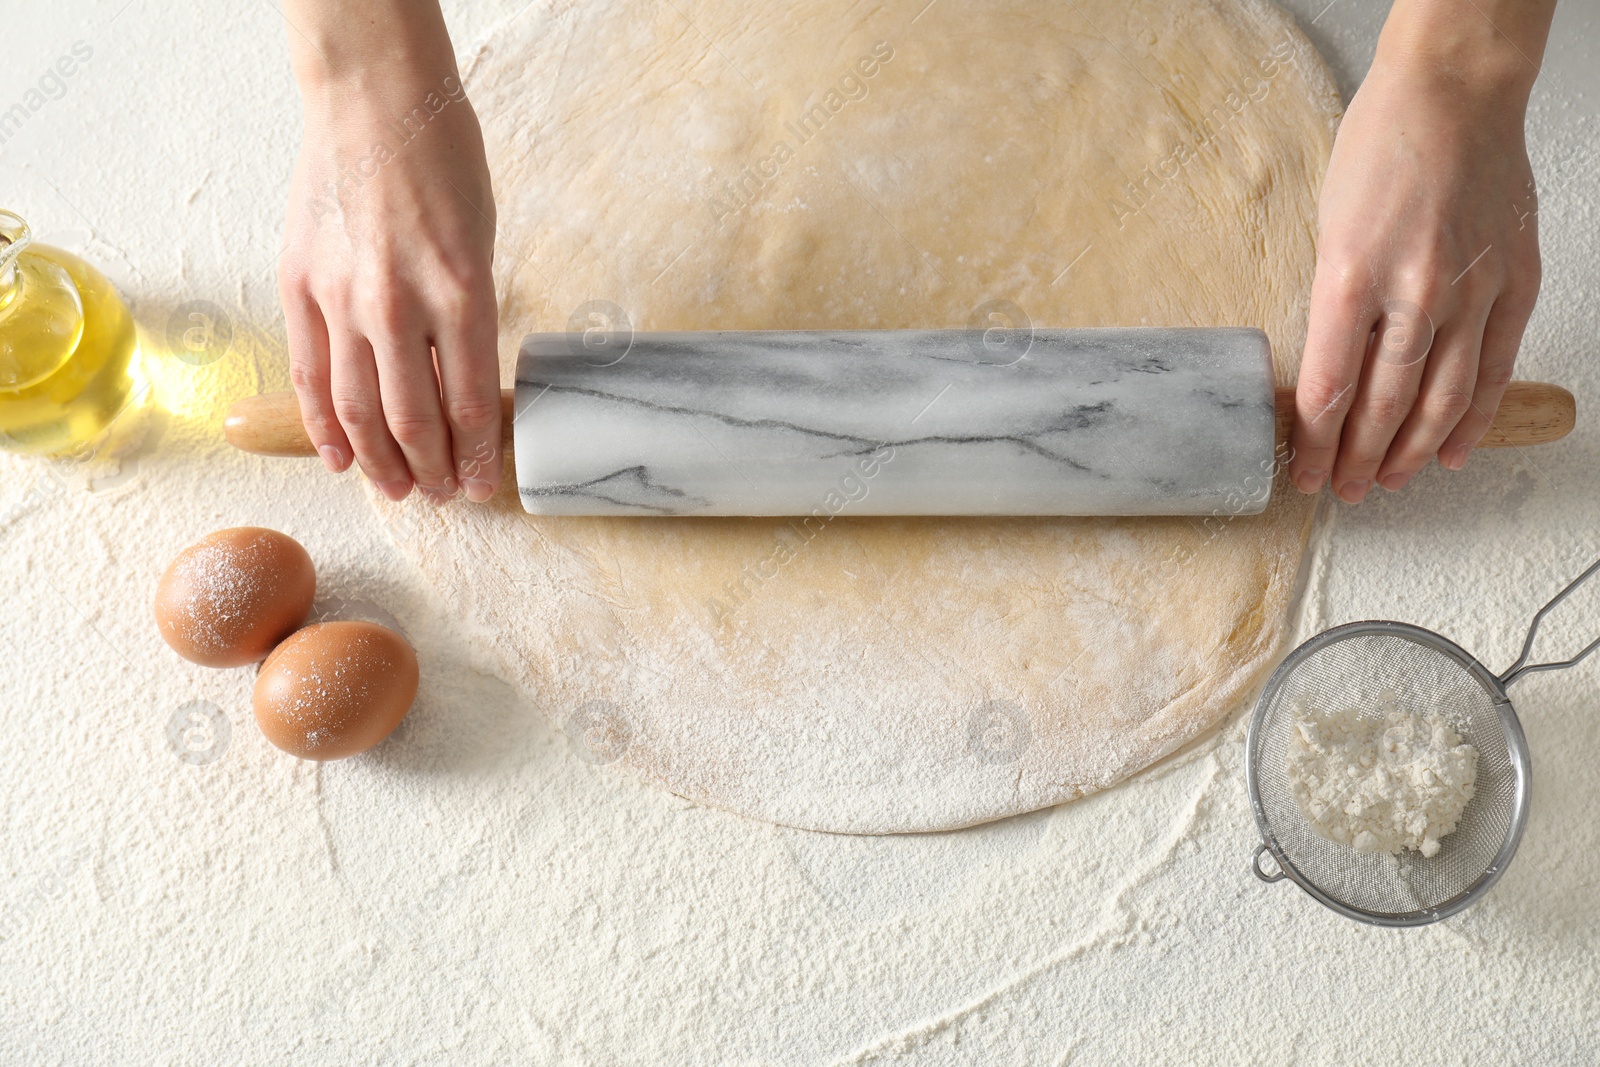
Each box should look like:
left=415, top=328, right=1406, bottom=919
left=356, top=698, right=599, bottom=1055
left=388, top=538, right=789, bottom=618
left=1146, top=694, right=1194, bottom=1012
left=373, top=0, right=1339, bottom=832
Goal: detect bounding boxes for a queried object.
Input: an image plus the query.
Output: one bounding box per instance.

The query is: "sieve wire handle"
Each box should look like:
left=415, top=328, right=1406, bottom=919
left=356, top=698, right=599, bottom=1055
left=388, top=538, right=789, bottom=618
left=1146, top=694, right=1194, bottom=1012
left=1501, top=556, right=1600, bottom=687
left=1250, top=844, right=1286, bottom=884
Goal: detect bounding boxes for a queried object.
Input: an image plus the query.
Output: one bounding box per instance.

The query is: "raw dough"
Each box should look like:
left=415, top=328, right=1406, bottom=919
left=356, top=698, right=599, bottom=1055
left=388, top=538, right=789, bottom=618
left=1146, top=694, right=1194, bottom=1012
left=373, top=0, right=1340, bottom=832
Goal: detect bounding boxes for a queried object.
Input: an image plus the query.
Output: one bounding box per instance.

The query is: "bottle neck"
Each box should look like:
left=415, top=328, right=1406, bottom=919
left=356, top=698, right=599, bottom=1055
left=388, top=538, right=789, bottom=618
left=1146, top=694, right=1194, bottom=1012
left=0, top=212, right=33, bottom=310
left=0, top=241, right=17, bottom=314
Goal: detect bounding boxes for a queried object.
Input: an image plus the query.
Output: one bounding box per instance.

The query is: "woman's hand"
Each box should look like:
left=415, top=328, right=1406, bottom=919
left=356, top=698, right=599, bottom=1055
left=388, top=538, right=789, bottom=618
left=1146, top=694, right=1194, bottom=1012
left=1289, top=1, right=1553, bottom=502
left=277, top=1, right=500, bottom=503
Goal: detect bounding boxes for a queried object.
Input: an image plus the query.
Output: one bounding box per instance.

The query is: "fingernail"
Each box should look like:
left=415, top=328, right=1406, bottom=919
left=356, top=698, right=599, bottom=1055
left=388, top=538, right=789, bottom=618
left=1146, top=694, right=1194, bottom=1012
left=1294, top=468, right=1328, bottom=494
left=463, top=478, right=494, bottom=502
left=420, top=486, right=450, bottom=505
left=1379, top=471, right=1413, bottom=492
left=1337, top=479, right=1370, bottom=503
left=443, top=476, right=460, bottom=496
left=318, top=444, right=347, bottom=473
left=375, top=480, right=411, bottom=502
left=1441, top=445, right=1470, bottom=471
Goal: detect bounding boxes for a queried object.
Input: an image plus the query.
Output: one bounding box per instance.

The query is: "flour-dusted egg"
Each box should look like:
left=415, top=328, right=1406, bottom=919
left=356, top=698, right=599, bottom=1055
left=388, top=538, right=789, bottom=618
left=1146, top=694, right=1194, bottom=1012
left=252, top=621, right=418, bottom=760
left=154, top=528, right=316, bottom=668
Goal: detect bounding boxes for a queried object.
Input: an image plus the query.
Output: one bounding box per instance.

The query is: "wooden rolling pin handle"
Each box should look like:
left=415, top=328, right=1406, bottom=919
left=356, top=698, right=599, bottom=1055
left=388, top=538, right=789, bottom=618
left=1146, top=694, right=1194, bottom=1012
left=1271, top=380, right=1575, bottom=451
left=225, top=381, right=1576, bottom=459
left=224, top=390, right=519, bottom=462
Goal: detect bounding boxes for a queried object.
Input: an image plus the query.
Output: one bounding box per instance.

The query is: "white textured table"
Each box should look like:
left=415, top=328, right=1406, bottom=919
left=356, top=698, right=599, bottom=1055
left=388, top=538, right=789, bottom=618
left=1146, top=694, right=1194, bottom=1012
left=1, top=1, right=1597, bottom=1062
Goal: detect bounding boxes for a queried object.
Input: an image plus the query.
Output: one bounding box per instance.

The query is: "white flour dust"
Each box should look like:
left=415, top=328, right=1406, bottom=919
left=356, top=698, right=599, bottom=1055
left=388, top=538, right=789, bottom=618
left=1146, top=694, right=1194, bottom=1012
left=1288, top=701, right=1477, bottom=856
left=2, top=0, right=1600, bottom=1062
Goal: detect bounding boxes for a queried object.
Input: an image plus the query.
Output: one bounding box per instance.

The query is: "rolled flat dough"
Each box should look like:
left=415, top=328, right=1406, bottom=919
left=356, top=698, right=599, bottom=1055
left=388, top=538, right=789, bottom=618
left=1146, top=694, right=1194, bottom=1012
left=372, top=0, right=1341, bottom=832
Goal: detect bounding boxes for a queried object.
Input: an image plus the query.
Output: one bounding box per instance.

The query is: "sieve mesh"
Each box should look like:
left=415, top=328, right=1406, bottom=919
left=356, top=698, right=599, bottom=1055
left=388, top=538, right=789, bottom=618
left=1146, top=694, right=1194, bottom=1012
left=1249, top=624, right=1525, bottom=923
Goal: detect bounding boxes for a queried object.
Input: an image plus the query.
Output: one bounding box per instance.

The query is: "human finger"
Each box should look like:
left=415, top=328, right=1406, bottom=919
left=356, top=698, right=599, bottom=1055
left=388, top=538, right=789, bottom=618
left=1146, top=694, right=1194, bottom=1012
left=1290, top=265, right=1375, bottom=494
left=1374, top=314, right=1484, bottom=490
left=374, top=333, right=459, bottom=503
left=1329, top=300, right=1434, bottom=502
left=281, top=283, right=352, bottom=474
left=1437, top=282, right=1538, bottom=470
left=432, top=300, right=502, bottom=503
left=329, top=330, right=413, bottom=501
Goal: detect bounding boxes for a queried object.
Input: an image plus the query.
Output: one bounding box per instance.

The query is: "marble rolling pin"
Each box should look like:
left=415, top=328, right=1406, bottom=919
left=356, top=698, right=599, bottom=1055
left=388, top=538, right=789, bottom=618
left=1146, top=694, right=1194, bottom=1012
left=225, top=328, right=1575, bottom=517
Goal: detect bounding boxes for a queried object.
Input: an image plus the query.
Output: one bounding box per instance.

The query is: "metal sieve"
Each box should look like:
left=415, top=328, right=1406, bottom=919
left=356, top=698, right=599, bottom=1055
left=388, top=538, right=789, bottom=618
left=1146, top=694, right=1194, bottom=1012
left=1246, top=557, right=1600, bottom=927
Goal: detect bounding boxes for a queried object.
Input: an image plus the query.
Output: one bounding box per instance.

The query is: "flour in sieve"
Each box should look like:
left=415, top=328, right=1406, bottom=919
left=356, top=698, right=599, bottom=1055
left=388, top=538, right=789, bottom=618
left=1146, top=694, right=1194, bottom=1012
left=1287, top=698, right=1478, bottom=857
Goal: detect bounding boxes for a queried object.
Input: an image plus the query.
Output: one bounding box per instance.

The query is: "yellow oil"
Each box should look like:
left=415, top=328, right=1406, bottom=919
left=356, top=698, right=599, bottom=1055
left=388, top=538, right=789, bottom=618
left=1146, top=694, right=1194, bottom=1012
left=0, top=237, right=140, bottom=455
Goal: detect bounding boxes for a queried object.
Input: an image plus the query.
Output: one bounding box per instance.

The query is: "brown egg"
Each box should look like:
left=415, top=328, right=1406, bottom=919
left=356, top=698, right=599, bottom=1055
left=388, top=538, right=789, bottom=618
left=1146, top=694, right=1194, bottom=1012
left=252, top=621, right=418, bottom=760
left=154, top=527, right=316, bottom=668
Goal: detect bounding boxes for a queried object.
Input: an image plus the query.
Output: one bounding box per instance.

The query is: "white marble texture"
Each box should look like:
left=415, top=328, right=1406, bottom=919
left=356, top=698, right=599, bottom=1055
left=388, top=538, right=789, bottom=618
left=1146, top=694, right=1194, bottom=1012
left=512, top=327, right=1277, bottom=516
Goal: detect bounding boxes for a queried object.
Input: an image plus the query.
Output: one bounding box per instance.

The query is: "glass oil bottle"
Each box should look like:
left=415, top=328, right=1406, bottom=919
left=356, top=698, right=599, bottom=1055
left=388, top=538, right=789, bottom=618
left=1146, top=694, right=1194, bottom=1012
left=0, top=210, right=140, bottom=455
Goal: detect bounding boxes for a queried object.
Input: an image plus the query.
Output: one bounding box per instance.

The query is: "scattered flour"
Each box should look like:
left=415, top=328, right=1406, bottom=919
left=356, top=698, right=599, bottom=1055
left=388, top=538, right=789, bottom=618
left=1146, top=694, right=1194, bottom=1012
left=1287, top=703, right=1478, bottom=857
left=5, top=0, right=1600, bottom=1062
